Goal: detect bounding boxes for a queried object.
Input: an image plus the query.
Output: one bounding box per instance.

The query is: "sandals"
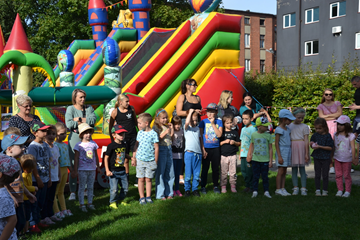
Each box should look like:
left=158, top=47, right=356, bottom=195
left=139, top=197, right=147, bottom=205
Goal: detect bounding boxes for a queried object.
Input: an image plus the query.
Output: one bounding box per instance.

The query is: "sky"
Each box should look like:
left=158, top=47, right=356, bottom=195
left=221, top=0, right=277, bottom=15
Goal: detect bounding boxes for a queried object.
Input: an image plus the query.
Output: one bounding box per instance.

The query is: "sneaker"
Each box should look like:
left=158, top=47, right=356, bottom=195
left=264, top=191, right=272, bottom=198
left=68, top=192, right=76, bottom=201
left=30, top=225, right=41, bottom=233
left=50, top=215, right=62, bottom=222
left=134, top=183, right=138, bottom=187
left=121, top=201, right=130, bottom=206
left=231, top=185, right=237, bottom=193
left=221, top=186, right=227, bottom=193
left=55, top=211, right=65, bottom=219
left=329, top=167, right=335, bottom=174
left=80, top=205, right=87, bottom=212
left=200, top=187, right=207, bottom=195
left=252, top=191, right=258, bottom=198
left=351, top=168, right=355, bottom=173
left=193, top=190, right=200, bottom=197
left=342, top=191, right=350, bottom=198
left=88, top=205, right=96, bottom=210
left=322, top=190, right=328, bottom=196
left=145, top=197, right=153, bottom=203
left=335, top=190, right=343, bottom=197
left=175, top=190, right=182, bottom=197
left=139, top=197, right=147, bottom=205
left=292, top=187, right=299, bottom=195
left=275, top=189, right=286, bottom=196
left=315, top=190, right=321, bottom=196
left=173, top=190, right=178, bottom=197
left=109, top=202, right=118, bottom=210
left=41, top=217, right=55, bottom=225
left=184, top=191, right=191, bottom=197
left=37, top=223, right=49, bottom=228
left=63, top=209, right=73, bottom=217
left=300, top=188, right=308, bottom=196
left=282, top=188, right=291, bottom=196
left=213, top=186, right=221, bottom=194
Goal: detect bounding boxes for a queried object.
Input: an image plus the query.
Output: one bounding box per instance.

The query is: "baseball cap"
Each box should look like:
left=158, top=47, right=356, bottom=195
left=279, top=109, right=296, bottom=120
left=31, top=121, right=51, bottom=132
left=1, top=134, right=28, bottom=153
left=336, top=115, right=351, bottom=124
left=0, top=154, right=20, bottom=176
left=111, top=124, right=128, bottom=134
left=256, top=116, right=272, bottom=127
left=205, top=103, right=218, bottom=110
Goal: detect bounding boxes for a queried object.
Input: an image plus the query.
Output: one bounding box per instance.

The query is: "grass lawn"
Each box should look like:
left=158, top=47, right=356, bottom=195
left=26, top=167, right=359, bottom=240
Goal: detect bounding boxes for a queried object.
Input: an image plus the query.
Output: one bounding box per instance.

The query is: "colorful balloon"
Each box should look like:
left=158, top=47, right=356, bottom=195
left=57, top=50, right=74, bottom=72
left=102, top=38, right=121, bottom=67
left=189, top=0, right=221, bottom=13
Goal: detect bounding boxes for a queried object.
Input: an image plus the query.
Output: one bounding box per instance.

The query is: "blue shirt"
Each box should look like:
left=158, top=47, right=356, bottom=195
left=136, top=130, right=159, bottom=162
left=199, top=118, right=223, bottom=148
left=28, top=141, right=53, bottom=183
left=54, top=142, right=71, bottom=168
left=240, top=125, right=257, bottom=157
left=239, top=103, right=262, bottom=126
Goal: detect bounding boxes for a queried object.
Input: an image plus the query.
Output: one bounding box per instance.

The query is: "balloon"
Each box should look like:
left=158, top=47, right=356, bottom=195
left=57, top=50, right=74, bottom=72
left=189, top=0, right=221, bottom=13
left=102, top=38, right=121, bottom=67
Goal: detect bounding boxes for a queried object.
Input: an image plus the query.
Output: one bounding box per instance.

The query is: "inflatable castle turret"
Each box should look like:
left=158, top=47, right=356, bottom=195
left=128, top=0, right=151, bottom=40
left=88, top=0, right=109, bottom=47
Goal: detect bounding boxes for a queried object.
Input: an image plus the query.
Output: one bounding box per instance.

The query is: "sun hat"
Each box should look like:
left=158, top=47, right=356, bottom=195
left=111, top=124, right=128, bottom=134
left=78, top=123, right=94, bottom=137
left=31, top=121, right=51, bottom=132
left=279, top=109, right=296, bottom=120
left=0, top=154, right=20, bottom=177
left=336, top=115, right=351, bottom=124
left=256, top=116, right=272, bottom=127
left=205, top=103, right=218, bottom=110
left=1, top=134, right=29, bottom=153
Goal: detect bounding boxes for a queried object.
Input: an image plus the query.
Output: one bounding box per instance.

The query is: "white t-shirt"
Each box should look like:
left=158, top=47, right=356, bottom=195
left=0, top=188, right=17, bottom=240
left=49, top=144, right=60, bottom=181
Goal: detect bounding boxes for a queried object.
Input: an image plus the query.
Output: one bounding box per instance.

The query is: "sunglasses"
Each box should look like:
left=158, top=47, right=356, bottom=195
left=22, top=105, right=32, bottom=108
left=188, top=83, right=197, bottom=87
left=324, top=93, right=333, bottom=97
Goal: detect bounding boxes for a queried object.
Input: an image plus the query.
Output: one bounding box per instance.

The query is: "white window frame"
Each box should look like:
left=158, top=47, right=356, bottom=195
left=305, top=40, right=319, bottom=56
left=305, top=7, right=319, bottom=24
left=330, top=1, right=346, bottom=19
left=260, top=35, right=265, bottom=49
left=356, top=33, right=360, bottom=49
left=245, top=59, right=251, bottom=72
left=283, top=13, right=296, bottom=28
left=260, top=60, right=265, bottom=73
left=245, top=34, right=250, bottom=48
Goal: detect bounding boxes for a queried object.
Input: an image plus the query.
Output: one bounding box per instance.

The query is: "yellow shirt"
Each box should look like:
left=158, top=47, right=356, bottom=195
left=22, top=172, right=35, bottom=201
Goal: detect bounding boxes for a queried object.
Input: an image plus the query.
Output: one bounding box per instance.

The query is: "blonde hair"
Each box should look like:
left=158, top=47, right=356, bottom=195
left=154, top=108, right=168, bottom=129
left=71, top=89, right=86, bottom=105
left=218, top=90, right=233, bottom=109
left=138, top=113, right=152, bottom=124
left=114, top=94, right=129, bottom=109
left=3, top=127, right=21, bottom=136
left=321, top=88, right=335, bottom=103
left=55, top=122, right=67, bottom=132
left=16, top=94, right=33, bottom=106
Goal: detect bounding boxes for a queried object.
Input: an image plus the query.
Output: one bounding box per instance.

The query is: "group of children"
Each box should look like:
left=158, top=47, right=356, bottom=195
left=1, top=93, right=358, bottom=239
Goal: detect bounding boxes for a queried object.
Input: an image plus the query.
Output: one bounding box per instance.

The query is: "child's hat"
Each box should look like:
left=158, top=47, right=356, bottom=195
left=336, top=115, right=351, bottom=124
left=111, top=124, right=128, bottom=134
left=31, top=121, right=50, bottom=132
left=78, top=123, right=94, bottom=137
left=0, top=154, right=20, bottom=176
left=205, top=103, right=218, bottom=110
left=279, top=109, right=296, bottom=120
left=1, top=134, right=29, bottom=153
left=256, top=116, right=272, bottom=127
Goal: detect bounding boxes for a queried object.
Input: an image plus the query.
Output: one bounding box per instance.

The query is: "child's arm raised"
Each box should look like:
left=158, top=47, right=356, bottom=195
left=269, top=143, right=273, bottom=168
left=246, top=142, right=254, bottom=163
left=184, top=109, right=194, bottom=130
left=168, top=123, right=174, bottom=138
left=209, top=117, right=222, bottom=137
left=0, top=215, right=17, bottom=240
left=275, top=134, right=283, bottom=165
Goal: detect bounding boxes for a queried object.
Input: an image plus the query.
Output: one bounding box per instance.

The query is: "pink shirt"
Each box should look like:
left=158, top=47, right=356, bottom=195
left=317, top=101, right=342, bottom=115
left=333, top=133, right=355, bottom=162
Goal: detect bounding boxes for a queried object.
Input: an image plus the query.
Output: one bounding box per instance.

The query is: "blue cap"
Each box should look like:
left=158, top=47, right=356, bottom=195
left=1, top=134, right=28, bottom=153
left=279, top=109, right=296, bottom=120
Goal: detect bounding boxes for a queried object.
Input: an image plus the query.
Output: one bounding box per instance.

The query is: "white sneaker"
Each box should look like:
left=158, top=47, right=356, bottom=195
left=351, top=169, right=355, bottom=173
left=275, top=189, right=286, bottom=196
left=62, top=209, right=73, bottom=217
left=55, top=211, right=65, bottom=219
left=282, top=188, right=291, bottom=196
left=342, top=191, right=350, bottom=198
left=252, top=191, right=258, bottom=198
left=88, top=205, right=96, bottom=210
left=69, top=193, right=76, bottom=201
left=335, top=190, right=343, bottom=197
left=315, top=190, right=321, bottom=196
left=329, top=167, right=335, bottom=174
left=292, top=187, right=299, bottom=195
left=322, top=190, right=328, bottom=196
left=264, top=191, right=272, bottom=198
left=80, top=206, right=87, bottom=212
left=300, top=188, right=308, bottom=196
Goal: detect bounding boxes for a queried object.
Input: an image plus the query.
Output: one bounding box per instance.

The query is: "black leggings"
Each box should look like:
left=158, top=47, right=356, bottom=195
left=201, top=147, right=220, bottom=188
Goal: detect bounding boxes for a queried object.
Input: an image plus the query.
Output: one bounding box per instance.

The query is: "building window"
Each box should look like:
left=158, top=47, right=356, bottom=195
left=305, top=7, right=319, bottom=23
left=244, top=17, right=250, bottom=25
left=305, top=40, right=319, bottom=56
left=245, top=34, right=250, bottom=48
left=260, top=60, right=265, bottom=73
left=245, top=59, right=251, bottom=72
left=330, top=1, right=346, bottom=18
left=260, top=35, right=265, bottom=49
left=260, top=19, right=265, bottom=26
left=283, top=13, right=296, bottom=28
left=356, top=33, right=360, bottom=49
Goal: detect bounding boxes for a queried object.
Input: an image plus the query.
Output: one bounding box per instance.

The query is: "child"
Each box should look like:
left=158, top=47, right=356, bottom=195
left=153, top=109, right=174, bottom=200
left=332, top=115, right=357, bottom=197
left=288, top=107, right=310, bottom=196
left=104, top=125, right=131, bottom=209
left=27, top=121, right=53, bottom=228
left=171, top=116, right=184, bottom=197
left=53, top=122, right=73, bottom=218
left=275, top=109, right=295, bottom=196
left=199, top=103, right=223, bottom=194
left=310, top=118, right=334, bottom=196
left=247, top=116, right=273, bottom=198
left=20, top=154, right=38, bottom=234
left=240, top=110, right=256, bottom=193
left=131, top=113, right=159, bottom=205
left=220, top=114, right=240, bottom=193
left=43, top=125, right=62, bottom=223
left=72, top=123, right=100, bottom=212
left=183, top=109, right=203, bottom=197
left=0, top=154, right=21, bottom=240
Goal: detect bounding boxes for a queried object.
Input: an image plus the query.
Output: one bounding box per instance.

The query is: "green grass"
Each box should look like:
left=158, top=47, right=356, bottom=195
left=26, top=167, right=360, bottom=240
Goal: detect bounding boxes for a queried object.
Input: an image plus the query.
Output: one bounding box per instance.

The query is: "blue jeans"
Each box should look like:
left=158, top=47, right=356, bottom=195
left=30, top=181, right=48, bottom=226
left=184, top=151, right=202, bottom=192
left=109, top=170, right=128, bottom=204
left=173, top=158, right=182, bottom=191
left=156, top=146, right=175, bottom=199
left=252, top=161, right=269, bottom=192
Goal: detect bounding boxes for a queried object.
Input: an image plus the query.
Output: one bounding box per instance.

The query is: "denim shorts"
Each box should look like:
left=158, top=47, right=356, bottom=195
left=136, top=160, right=157, bottom=179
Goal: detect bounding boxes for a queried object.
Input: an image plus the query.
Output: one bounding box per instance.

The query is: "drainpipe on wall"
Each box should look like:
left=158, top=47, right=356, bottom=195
left=298, top=0, right=302, bottom=68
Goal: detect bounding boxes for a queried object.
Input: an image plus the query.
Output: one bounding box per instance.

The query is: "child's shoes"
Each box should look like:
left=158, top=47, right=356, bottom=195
left=184, top=191, right=191, bottom=197
left=50, top=215, right=62, bottom=222
left=175, top=190, right=182, bottom=197
left=335, top=190, right=343, bottom=197
left=173, top=190, right=178, bottom=196
left=221, top=186, right=227, bottom=193
left=109, top=202, right=118, bottom=210
left=139, top=197, right=147, bottom=205
left=68, top=192, right=76, bottom=201
left=322, top=190, right=328, bottom=196
left=315, top=190, right=321, bottom=196
left=55, top=211, right=65, bottom=219
left=252, top=191, right=258, bottom=198
left=231, top=185, right=237, bottom=193
left=88, top=204, right=96, bottom=210
left=300, top=188, right=307, bottom=196
left=145, top=197, right=154, bottom=203
left=292, top=187, right=299, bottom=195
left=121, top=201, right=130, bottom=206
left=275, top=189, right=286, bottom=196
left=80, top=205, right=87, bottom=212
left=30, top=225, right=42, bottom=233
left=342, top=191, right=350, bottom=198
left=63, top=209, right=73, bottom=217
left=193, top=190, right=200, bottom=197
left=41, top=217, right=55, bottom=225
left=213, top=186, right=221, bottom=194
left=282, top=188, right=291, bottom=196
left=264, top=191, right=272, bottom=198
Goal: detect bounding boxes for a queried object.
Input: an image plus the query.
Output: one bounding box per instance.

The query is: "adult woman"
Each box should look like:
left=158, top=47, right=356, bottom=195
left=239, top=92, right=271, bottom=125
left=65, top=89, right=96, bottom=200
left=8, top=95, right=40, bottom=145
left=317, top=88, right=342, bottom=174
left=217, top=90, right=241, bottom=126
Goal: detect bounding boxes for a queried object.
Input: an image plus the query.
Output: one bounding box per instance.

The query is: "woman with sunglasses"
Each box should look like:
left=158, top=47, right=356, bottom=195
left=317, top=88, right=343, bottom=174
left=8, top=94, right=40, bottom=145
